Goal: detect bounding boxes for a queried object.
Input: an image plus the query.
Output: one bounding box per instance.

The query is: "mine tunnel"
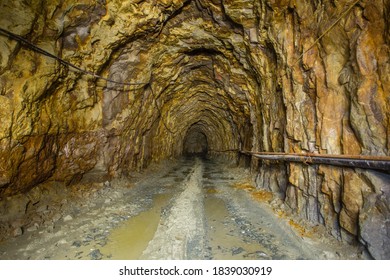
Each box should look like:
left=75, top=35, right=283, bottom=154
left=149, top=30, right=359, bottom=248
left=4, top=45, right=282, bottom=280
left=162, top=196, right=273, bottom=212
left=183, top=124, right=209, bottom=157
left=0, top=0, right=389, bottom=260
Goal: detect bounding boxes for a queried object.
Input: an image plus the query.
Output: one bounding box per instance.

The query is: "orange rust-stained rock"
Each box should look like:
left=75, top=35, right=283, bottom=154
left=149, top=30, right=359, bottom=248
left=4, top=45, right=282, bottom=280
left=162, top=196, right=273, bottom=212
left=0, top=0, right=388, bottom=259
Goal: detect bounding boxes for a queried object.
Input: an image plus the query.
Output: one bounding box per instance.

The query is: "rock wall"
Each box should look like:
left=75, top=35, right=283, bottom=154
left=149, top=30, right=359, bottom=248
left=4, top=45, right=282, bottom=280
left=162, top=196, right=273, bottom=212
left=0, top=0, right=389, bottom=258
left=252, top=0, right=390, bottom=259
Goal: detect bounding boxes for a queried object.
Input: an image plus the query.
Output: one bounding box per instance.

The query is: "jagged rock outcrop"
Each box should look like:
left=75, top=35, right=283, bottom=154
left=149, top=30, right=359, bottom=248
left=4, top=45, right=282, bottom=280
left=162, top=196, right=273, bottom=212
left=0, top=0, right=389, bottom=258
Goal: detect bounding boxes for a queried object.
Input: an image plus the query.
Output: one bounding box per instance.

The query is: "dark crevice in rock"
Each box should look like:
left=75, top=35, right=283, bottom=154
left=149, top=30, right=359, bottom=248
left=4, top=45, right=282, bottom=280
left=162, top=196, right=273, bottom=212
left=0, top=0, right=389, bottom=259
left=184, top=47, right=223, bottom=57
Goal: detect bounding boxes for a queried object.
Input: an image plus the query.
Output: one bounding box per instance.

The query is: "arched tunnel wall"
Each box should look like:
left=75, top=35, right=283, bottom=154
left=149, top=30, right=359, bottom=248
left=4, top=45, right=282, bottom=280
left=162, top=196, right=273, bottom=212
left=0, top=0, right=389, bottom=258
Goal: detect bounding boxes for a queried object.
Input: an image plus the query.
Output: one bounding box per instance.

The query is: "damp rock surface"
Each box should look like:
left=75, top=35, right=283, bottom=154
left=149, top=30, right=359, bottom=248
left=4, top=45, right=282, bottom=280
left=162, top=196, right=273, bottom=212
left=0, top=0, right=389, bottom=258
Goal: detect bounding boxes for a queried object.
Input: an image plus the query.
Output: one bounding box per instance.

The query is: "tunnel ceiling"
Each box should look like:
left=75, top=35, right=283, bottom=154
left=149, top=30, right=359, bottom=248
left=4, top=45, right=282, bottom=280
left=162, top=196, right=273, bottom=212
left=101, top=0, right=258, bottom=162
left=0, top=0, right=267, bottom=188
left=0, top=0, right=389, bottom=259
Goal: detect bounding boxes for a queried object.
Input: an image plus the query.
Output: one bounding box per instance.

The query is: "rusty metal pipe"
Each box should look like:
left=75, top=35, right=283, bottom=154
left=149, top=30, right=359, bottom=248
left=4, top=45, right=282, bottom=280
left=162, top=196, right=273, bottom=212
left=240, top=151, right=390, bottom=173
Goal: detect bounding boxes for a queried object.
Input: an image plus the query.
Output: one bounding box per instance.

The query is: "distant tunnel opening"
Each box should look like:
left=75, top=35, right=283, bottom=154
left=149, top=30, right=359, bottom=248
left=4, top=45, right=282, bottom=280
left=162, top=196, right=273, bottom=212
left=183, top=128, right=209, bottom=157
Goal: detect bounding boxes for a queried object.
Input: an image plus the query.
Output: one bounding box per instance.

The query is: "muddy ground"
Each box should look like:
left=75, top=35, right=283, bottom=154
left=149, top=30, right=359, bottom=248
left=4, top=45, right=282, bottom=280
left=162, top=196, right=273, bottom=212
left=0, top=157, right=369, bottom=260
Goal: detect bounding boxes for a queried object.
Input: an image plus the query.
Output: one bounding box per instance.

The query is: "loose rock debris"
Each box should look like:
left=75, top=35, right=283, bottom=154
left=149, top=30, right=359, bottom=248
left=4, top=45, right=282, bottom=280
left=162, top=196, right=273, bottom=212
left=0, top=158, right=367, bottom=260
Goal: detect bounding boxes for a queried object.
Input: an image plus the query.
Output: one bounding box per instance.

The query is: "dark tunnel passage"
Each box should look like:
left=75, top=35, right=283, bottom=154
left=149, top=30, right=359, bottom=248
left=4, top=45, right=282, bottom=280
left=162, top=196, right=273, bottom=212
left=183, top=125, right=209, bottom=157
left=0, top=0, right=389, bottom=261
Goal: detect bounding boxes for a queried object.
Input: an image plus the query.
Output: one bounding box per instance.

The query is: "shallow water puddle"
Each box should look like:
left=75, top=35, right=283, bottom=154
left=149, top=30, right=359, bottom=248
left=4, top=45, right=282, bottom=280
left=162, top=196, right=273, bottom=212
left=100, top=194, right=170, bottom=259
left=205, top=196, right=269, bottom=260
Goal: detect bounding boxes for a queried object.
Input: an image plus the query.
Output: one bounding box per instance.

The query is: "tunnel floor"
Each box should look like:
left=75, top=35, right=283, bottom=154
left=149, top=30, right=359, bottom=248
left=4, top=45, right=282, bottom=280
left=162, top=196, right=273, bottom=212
left=0, top=158, right=366, bottom=260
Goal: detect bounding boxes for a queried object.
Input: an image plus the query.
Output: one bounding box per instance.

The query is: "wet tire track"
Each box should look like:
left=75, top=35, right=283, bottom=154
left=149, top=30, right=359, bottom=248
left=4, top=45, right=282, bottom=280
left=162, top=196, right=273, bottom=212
left=0, top=157, right=364, bottom=260
left=141, top=158, right=206, bottom=260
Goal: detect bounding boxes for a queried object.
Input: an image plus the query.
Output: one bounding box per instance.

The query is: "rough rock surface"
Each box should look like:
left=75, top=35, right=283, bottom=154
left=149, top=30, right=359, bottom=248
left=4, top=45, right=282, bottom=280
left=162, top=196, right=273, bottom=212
left=0, top=0, right=389, bottom=258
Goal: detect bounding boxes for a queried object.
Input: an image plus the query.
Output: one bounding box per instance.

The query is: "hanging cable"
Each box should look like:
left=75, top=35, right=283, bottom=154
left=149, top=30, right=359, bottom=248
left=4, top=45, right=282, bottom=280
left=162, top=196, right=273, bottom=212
left=278, top=0, right=361, bottom=79
left=0, top=27, right=179, bottom=136
left=148, top=83, right=175, bottom=135
left=0, top=27, right=148, bottom=87
left=291, top=0, right=361, bottom=66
